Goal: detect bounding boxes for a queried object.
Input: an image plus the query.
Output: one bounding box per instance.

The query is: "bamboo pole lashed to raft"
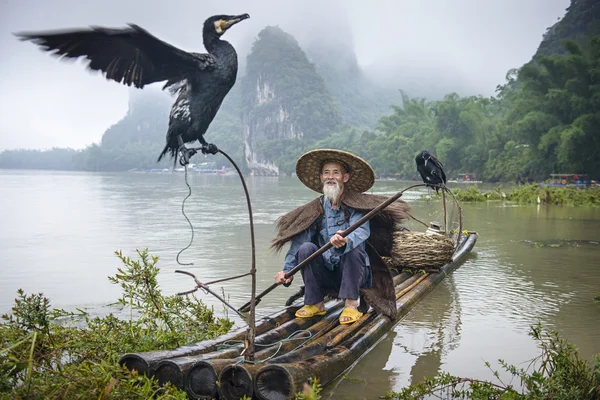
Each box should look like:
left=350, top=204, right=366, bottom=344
left=118, top=306, right=298, bottom=375
left=150, top=300, right=343, bottom=388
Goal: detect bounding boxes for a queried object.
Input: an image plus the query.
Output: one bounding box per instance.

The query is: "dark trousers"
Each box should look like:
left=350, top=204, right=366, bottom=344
left=297, top=242, right=368, bottom=305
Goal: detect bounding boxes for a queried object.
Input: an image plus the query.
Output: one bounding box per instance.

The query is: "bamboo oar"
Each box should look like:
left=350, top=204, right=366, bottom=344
left=238, top=185, right=424, bottom=312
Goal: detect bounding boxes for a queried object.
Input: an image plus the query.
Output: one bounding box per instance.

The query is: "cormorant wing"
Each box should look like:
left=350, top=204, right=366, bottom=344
left=15, top=24, right=216, bottom=89
left=429, top=154, right=447, bottom=184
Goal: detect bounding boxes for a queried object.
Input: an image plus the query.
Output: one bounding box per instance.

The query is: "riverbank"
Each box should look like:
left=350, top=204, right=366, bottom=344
left=448, top=184, right=600, bottom=206
left=0, top=250, right=233, bottom=399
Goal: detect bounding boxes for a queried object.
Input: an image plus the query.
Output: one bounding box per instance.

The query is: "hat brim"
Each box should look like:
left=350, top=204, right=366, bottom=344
left=296, top=149, right=375, bottom=193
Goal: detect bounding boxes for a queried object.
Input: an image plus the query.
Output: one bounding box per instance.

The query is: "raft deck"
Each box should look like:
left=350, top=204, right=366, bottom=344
left=120, top=232, right=478, bottom=400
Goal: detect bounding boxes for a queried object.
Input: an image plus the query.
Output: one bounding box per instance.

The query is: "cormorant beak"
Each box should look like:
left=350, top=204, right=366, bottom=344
left=224, top=14, right=250, bottom=29
left=424, top=157, right=429, bottom=167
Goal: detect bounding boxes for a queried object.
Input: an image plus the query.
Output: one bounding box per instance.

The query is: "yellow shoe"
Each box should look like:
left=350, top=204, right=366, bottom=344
left=339, top=307, right=363, bottom=325
left=295, top=304, right=326, bottom=318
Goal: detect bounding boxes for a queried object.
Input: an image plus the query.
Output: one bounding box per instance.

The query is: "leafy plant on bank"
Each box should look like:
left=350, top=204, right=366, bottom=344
left=0, top=249, right=233, bottom=399
left=384, top=322, right=600, bottom=400
left=449, top=184, right=600, bottom=205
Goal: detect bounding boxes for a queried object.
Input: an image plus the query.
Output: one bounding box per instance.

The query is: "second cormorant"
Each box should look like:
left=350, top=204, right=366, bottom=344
left=416, top=150, right=447, bottom=193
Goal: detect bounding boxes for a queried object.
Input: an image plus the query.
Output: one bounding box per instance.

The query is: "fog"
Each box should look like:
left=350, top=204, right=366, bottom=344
left=0, top=0, right=570, bottom=150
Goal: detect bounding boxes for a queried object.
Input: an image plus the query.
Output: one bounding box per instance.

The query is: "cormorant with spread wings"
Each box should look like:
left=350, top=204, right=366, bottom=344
left=15, top=14, right=250, bottom=165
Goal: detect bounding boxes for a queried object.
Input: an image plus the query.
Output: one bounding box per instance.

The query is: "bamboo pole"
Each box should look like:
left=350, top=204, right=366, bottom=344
left=119, top=306, right=298, bottom=375
left=253, top=233, right=478, bottom=400
left=254, top=318, right=388, bottom=400
left=395, top=273, right=429, bottom=300
left=393, top=271, right=413, bottom=286
left=393, top=274, right=420, bottom=295
left=180, top=303, right=346, bottom=398
left=257, top=272, right=413, bottom=365
left=160, top=272, right=411, bottom=388
left=218, top=363, right=265, bottom=400
left=326, top=312, right=375, bottom=349
left=152, top=300, right=343, bottom=389
left=183, top=359, right=238, bottom=399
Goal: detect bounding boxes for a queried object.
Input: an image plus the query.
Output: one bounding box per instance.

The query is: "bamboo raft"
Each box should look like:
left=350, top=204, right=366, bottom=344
left=119, top=232, right=478, bottom=400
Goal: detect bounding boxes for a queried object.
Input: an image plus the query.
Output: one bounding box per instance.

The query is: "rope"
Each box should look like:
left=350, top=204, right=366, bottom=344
left=176, top=164, right=194, bottom=266
left=215, top=329, right=313, bottom=365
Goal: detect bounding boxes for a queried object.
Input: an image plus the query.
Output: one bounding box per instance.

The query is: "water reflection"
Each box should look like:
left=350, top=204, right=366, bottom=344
left=327, top=274, right=463, bottom=400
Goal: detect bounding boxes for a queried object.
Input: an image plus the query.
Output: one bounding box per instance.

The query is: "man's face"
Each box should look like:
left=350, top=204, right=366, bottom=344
left=320, top=162, right=350, bottom=188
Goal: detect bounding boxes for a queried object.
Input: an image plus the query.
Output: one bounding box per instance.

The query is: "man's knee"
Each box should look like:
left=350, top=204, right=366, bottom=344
left=343, top=247, right=367, bottom=266
left=296, top=242, right=318, bottom=261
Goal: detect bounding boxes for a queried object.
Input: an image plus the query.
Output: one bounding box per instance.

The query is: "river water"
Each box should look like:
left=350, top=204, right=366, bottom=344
left=1, top=169, right=599, bottom=398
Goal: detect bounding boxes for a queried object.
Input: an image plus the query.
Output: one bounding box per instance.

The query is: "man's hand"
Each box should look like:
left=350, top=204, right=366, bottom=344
left=330, top=230, right=348, bottom=248
left=274, top=271, right=293, bottom=285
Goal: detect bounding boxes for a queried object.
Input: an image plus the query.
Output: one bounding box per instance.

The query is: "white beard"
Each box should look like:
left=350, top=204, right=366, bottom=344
left=323, top=180, right=342, bottom=204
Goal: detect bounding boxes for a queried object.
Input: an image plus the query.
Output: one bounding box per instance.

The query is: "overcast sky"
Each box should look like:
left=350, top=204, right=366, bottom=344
left=0, top=0, right=570, bottom=151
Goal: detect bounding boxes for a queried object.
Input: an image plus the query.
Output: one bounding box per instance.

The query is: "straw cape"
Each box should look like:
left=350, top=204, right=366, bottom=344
left=272, top=149, right=411, bottom=319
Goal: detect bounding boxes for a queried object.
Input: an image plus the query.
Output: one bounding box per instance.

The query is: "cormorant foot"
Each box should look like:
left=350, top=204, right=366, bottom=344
left=178, top=147, right=198, bottom=166
left=201, top=143, right=219, bottom=155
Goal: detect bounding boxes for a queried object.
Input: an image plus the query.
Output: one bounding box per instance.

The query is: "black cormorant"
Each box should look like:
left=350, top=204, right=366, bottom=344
left=15, top=14, right=250, bottom=165
left=416, top=150, right=447, bottom=193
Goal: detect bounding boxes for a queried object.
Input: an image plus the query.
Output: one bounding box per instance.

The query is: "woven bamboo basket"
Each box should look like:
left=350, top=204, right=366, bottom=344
left=389, top=231, right=455, bottom=270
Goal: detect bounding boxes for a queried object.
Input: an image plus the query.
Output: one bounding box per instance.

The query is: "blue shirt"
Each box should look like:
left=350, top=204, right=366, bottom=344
left=283, top=197, right=371, bottom=273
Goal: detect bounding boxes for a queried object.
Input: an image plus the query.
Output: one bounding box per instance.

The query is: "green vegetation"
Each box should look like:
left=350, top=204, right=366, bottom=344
left=335, top=31, right=600, bottom=183
left=385, top=322, right=600, bottom=400
left=0, top=249, right=232, bottom=399
left=443, top=184, right=600, bottom=206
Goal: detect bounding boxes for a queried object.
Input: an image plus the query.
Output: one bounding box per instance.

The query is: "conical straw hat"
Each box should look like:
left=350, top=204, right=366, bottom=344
left=296, top=149, right=375, bottom=193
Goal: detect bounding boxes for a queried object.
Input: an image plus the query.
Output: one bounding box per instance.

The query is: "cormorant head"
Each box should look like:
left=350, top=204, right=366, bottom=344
left=204, top=14, right=250, bottom=37
left=416, top=150, right=431, bottom=166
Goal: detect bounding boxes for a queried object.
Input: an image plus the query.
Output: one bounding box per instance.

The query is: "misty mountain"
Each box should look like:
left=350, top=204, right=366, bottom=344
left=100, top=88, right=171, bottom=149
left=533, top=0, right=600, bottom=59
left=304, top=38, right=401, bottom=129
left=242, top=26, right=341, bottom=175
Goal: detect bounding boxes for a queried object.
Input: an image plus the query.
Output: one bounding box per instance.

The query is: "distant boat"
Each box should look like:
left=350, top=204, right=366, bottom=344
left=447, top=173, right=482, bottom=184
left=541, top=173, right=595, bottom=187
